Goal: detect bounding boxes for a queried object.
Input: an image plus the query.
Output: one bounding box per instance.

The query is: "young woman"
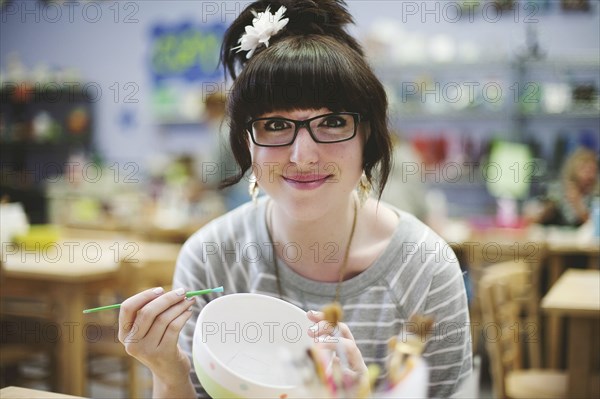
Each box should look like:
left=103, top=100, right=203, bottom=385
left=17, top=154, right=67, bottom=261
left=552, top=147, right=598, bottom=226
left=118, top=1, right=472, bottom=397
left=530, top=147, right=598, bottom=226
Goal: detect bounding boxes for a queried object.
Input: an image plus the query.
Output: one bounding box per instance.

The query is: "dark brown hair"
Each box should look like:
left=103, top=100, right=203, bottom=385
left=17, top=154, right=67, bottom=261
left=219, top=0, right=392, bottom=197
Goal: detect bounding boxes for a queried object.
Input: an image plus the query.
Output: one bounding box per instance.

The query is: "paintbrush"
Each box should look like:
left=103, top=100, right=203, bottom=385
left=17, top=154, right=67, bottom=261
left=387, top=314, right=433, bottom=388
left=82, top=286, right=224, bottom=314
left=322, top=303, right=350, bottom=394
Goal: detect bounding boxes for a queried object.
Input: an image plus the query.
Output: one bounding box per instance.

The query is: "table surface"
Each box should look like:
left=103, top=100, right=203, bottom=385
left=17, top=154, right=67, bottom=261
left=541, top=269, right=600, bottom=317
left=2, top=239, right=181, bottom=280
left=1, top=238, right=181, bottom=397
left=1, top=239, right=123, bottom=281
left=0, top=386, right=87, bottom=398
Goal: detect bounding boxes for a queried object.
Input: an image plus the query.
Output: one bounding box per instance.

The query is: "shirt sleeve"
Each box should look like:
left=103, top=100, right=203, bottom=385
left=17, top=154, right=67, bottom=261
left=421, top=251, right=473, bottom=398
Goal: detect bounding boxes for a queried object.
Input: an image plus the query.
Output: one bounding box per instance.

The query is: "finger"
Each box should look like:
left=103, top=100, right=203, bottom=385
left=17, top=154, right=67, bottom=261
left=120, top=287, right=188, bottom=342
left=118, top=287, right=165, bottom=342
left=309, top=322, right=343, bottom=341
left=122, top=304, right=194, bottom=363
left=157, top=304, right=195, bottom=349
left=314, top=334, right=345, bottom=349
left=308, top=320, right=336, bottom=338
left=307, top=311, right=355, bottom=340
left=307, top=310, right=325, bottom=323
left=315, top=337, right=366, bottom=374
left=334, top=321, right=356, bottom=341
left=308, top=321, right=354, bottom=341
left=142, top=297, right=196, bottom=348
left=131, top=287, right=189, bottom=340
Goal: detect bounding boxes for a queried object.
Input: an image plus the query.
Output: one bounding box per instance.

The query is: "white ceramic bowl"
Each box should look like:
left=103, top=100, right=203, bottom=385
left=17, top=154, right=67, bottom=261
left=192, top=293, right=314, bottom=399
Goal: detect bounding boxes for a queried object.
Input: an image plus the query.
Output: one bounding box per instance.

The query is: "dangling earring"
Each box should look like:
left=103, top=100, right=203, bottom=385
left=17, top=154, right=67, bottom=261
left=248, top=174, right=259, bottom=205
left=357, top=172, right=372, bottom=207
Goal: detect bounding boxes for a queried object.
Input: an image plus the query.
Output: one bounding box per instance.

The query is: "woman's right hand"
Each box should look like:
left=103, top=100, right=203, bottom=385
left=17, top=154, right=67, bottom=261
left=118, top=287, right=195, bottom=385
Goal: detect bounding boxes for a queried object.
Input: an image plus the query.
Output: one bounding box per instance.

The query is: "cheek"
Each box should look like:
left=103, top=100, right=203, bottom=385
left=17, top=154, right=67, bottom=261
left=250, top=146, right=287, bottom=182
left=348, top=138, right=365, bottom=168
left=251, top=146, right=285, bottom=163
left=334, top=143, right=364, bottom=181
left=249, top=144, right=269, bottom=166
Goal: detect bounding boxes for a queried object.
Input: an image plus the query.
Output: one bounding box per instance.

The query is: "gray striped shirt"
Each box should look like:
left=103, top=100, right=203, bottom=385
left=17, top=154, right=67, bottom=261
left=174, top=197, right=472, bottom=398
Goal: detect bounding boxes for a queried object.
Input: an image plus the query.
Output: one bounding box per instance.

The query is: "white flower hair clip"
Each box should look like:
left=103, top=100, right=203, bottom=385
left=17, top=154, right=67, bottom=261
left=235, top=5, right=289, bottom=59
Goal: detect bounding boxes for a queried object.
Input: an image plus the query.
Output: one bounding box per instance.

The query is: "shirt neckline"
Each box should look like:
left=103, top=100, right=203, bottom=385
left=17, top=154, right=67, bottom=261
left=255, top=197, right=411, bottom=300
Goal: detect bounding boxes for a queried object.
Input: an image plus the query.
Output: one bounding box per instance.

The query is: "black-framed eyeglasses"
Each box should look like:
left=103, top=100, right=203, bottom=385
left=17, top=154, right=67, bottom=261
left=246, top=112, right=361, bottom=147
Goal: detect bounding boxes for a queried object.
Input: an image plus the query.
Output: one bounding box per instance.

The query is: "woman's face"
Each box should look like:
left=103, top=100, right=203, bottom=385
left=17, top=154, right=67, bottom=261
left=249, top=108, right=364, bottom=220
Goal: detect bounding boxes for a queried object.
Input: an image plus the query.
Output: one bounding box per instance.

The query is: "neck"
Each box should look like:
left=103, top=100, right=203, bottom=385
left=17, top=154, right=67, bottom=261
left=268, top=196, right=358, bottom=280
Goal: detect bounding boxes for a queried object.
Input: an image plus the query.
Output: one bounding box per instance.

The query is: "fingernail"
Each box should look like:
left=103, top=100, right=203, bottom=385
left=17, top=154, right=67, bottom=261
left=186, top=296, right=196, bottom=302
left=309, top=324, right=318, bottom=332
left=152, top=287, right=164, bottom=295
left=175, top=287, right=185, bottom=296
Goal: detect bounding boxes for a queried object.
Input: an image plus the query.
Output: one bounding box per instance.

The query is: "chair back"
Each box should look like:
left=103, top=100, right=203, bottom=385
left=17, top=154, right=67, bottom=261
left=479, top=261, right=533, bottom=399
left=469, top=232, right=544, bottom=362
left=467, top=229, right=546, bottom=288
left=0, top=260, right=57, bottom=389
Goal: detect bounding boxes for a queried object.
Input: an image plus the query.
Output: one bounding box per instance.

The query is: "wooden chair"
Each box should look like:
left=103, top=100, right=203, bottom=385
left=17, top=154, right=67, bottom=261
left=483, top=260, right=543, bottom=370
left=467, top=233, right=546, bottom=368
left=0, top=261, right=57, bottom=390
left=479, top=263, right=567, bottom=398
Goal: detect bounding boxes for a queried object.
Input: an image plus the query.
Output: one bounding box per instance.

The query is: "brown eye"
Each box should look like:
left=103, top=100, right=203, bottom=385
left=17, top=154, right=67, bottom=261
left=319, top=115, right=347, bottom=128
left=264, top=119, right=292, bottom=131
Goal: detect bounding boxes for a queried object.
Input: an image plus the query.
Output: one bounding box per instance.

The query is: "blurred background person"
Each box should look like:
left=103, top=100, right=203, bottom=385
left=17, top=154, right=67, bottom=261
left=530, top=147, right=599, bottom=226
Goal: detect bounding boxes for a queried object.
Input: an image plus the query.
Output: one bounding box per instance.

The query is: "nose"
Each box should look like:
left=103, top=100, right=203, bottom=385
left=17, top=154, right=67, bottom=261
left=289, top=126, right=319, bottom=166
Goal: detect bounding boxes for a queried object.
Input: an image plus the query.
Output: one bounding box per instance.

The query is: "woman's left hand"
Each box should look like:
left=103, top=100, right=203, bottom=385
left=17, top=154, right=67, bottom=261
left=306, top=310, right=368, bottom=381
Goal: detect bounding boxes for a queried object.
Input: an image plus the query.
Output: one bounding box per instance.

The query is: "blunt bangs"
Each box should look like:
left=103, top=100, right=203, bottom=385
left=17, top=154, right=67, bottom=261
left=230, top=35, right=380, bottom=120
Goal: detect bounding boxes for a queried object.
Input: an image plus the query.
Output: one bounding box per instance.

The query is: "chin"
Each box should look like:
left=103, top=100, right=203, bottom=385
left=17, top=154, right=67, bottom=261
left=279, top=191, right=355, bottom=222
left=279, top=195, right=324, bottom=220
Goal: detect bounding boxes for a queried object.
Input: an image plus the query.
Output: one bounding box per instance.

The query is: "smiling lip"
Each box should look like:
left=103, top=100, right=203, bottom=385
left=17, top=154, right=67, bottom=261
left=283, top=174, right=332, bottom=190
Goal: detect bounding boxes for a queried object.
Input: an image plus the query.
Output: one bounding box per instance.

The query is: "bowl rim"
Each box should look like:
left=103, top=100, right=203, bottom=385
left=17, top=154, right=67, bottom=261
left=194, top=293, right=312, bottom=390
